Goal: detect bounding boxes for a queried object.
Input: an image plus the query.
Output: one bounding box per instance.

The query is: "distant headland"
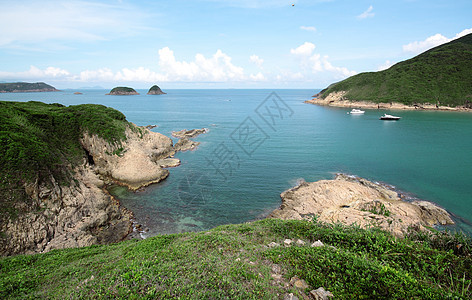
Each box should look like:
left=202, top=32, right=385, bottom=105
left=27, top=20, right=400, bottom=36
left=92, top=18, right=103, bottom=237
left=0, top=82, right=59, bottom=93
left=308, top=33, right=472, bottom=111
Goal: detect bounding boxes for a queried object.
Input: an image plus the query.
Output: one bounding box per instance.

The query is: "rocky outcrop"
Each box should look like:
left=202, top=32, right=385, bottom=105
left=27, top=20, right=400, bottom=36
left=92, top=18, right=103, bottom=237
left=81, top=125, right=177, bottom=191
left=269, top=174, right=454, bottom=236
left=0, top=164, right=133, bottom=256
left=0, top=124, right=182, bottom=256
left=106, top=87, right=139, bottom=95
left=147, top=85, right=166, bottom=95
left=174, top=138, right=200, bottom=152
left=172, top=128, right=208, bottom=139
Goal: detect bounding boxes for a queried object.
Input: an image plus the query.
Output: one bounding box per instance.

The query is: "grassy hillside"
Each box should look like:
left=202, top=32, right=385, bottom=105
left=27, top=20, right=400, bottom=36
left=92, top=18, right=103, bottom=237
left=1, top=218, right=471, bottom=299
left=0, top=101, right=129, bottom=222
left=0, top=82, right=58, bottom=93
left=320, top=33, right=472, bottom=106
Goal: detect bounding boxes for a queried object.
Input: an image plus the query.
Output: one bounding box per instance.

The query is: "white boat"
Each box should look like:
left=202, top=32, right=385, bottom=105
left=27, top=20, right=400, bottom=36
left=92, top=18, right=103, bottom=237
left=379, top=114, right=401, bottom=120
left=348, top=109, right=365, bottom=114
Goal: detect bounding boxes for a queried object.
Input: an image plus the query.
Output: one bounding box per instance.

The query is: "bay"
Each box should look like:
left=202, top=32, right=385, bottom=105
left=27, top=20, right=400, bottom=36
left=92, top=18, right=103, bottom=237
left=2, top=89, right=471, bottom=234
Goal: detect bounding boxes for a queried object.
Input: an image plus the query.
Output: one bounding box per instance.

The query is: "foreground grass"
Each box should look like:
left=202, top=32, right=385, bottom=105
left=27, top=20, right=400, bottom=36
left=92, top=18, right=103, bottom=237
left=1, top=219, right=471, bottom=299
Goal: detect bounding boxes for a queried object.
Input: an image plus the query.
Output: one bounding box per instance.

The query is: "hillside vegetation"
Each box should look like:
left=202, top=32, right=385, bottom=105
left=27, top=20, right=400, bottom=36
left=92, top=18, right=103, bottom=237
left=0, top=101, right=129, bottom=222
left=1, top=218, right=471, bottom=299
left=0, top=82, right=58, bottom=93
left=320, top=33, right=472, bottom=107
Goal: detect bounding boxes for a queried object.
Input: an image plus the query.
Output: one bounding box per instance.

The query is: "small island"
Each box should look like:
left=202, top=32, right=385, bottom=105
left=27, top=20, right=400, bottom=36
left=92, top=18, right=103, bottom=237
left=0, top=82, right=59, bottom=93
left=106, top=87, right=139, bottom=95
left=147, top=85, right=166, bottom=95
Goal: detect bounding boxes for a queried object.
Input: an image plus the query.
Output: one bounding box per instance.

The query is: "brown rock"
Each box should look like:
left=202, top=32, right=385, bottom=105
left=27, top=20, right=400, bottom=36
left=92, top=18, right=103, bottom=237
left=269, top=174, right=454, bottom=236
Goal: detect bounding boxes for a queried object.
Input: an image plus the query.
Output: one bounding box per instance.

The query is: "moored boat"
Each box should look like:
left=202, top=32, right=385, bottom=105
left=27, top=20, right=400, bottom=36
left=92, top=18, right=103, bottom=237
left=348, top=108, right=365, bottom=114
left=380, top=114, right=401, bottom=120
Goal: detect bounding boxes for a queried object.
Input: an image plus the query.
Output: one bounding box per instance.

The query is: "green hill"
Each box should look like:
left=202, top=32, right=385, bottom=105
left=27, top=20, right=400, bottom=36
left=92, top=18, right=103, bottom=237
left=319, top=33, right=472, bottom=107
left=0, top=101, right=129, bottom=223
left=1, top=218, right=471, bottom=299
left=0, top=82, right=58, bottom=93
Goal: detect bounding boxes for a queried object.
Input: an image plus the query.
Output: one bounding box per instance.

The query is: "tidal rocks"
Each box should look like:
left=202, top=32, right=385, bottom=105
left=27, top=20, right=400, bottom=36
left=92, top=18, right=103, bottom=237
left=106, top=87, right=139, bottom=95
left=269, top=174, right=454, bottom=236
left=172, top=128, right=208, bottom=139
left=147, top=85, right=166, bottom=95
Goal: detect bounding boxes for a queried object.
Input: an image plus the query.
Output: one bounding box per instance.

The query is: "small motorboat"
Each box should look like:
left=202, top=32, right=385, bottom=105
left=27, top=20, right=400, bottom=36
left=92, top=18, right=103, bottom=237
left=379, top=114, right=401, bottom=120
left=348, top=109, right=365, bottom=114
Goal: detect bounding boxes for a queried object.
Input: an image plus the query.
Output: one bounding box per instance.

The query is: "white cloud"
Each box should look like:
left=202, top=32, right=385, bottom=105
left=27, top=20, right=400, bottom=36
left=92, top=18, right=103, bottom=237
left=249, top=72, right=266, bottom=81
left=300, top=26, right=317, bottom=32
left=377, top=60, right=395, bottom=71
left=158, top=47, right=245, bottom=82
left=290, top=42, right=316, bottom=56
left=357, top=5, right=374, bottom=20
left=0, top=66, right=71, bottom=80
left=290, top=42, right=356, bottom=79
left=0, top=0, right=150, bottom=49
left=403, top=28, right=472, bottom=54
left=249, top=55, right=264, bottom=68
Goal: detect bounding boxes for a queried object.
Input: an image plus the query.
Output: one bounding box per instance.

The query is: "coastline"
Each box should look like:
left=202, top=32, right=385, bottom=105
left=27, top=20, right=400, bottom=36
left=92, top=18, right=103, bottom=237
left=306, top=91, right=472, bottom=112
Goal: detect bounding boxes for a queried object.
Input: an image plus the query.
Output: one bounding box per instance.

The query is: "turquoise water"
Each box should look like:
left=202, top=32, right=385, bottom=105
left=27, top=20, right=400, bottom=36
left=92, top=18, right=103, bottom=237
left=2, top=89, right=471, bottom=234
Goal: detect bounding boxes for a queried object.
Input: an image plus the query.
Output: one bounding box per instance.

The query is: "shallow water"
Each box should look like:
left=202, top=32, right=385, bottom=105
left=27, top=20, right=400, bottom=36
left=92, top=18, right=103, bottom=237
left=3, top=89, right=472, bottom=234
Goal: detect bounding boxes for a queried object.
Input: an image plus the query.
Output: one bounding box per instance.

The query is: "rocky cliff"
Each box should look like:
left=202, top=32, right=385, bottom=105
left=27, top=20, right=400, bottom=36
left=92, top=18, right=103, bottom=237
left=269, top=174, right=454, bottom=236
left=0, top=124, right=179, bottom=256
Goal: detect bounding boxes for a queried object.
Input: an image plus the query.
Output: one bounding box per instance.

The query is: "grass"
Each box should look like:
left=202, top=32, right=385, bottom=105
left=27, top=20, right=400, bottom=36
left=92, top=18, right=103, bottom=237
left=0, top=101, right=130, bottom=222
left=320, top=33, right=472, bottom=107
left=1, top=218, right=470, bottom=299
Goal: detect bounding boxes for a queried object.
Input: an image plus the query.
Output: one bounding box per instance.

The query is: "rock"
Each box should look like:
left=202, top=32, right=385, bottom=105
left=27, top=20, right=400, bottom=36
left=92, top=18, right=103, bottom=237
left=145, top=125, right=158, bottom=130
left=284, top=293, right=299, bottom=300
left=296, top=239, right=306, bottom=246
left=106, top=87, right=139, bottom=95
left=290, top=276, right=309, bottom=289
left=147, top=85, right=166, bottom=95
left=284, top=239, right=292, bottom=247
left=156, top=158, right=181, bottom=168
left=311, top=240, right=324, bottom=247
left=172, top=128, right=208, bottom=139
left=174, top=137, right=200, bottom=152
left=269, top=174, right=454, bottom=236
left=310, top=287, right=334, bottom=300
left=268, top=242, right=280, bottom=248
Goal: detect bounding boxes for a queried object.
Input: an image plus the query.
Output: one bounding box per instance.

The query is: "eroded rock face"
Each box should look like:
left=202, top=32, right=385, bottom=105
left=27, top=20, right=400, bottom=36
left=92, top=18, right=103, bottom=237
left=0, top=166, right=133, bottom=256
left=269, top=174, right=454, bottom=236
left=81, top=126, right=176, bottom=191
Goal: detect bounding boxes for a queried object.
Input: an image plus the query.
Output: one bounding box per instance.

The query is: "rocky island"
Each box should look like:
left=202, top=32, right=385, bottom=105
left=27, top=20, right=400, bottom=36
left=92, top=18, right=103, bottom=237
left=106, top=86, right=139, bottom=95
left=307, top=33, right=472, bottom=111
left=0, top=82, right=59, bottom=93
left=147, top=85, right=166, bottom=95
left=270, top=174, right=454, bottom=236
left=0, top=101, right=202, bottom=256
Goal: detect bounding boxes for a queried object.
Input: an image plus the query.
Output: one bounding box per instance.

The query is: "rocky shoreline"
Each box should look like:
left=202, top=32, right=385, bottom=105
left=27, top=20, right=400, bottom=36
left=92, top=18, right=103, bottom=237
left=1, top=124, right=207, bottom=256
left=269, top=174, right=454, bottom=236
left=306, top=91, right=472, bottom=111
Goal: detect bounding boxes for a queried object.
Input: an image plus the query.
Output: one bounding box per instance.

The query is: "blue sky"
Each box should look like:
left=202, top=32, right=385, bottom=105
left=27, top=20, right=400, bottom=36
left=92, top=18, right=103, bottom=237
left=0, top=0, right=470, bottom=89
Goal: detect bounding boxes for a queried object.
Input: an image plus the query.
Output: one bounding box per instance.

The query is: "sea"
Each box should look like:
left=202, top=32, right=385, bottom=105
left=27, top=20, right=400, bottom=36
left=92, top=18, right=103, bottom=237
left=2, top=89, right=472, bottom=235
